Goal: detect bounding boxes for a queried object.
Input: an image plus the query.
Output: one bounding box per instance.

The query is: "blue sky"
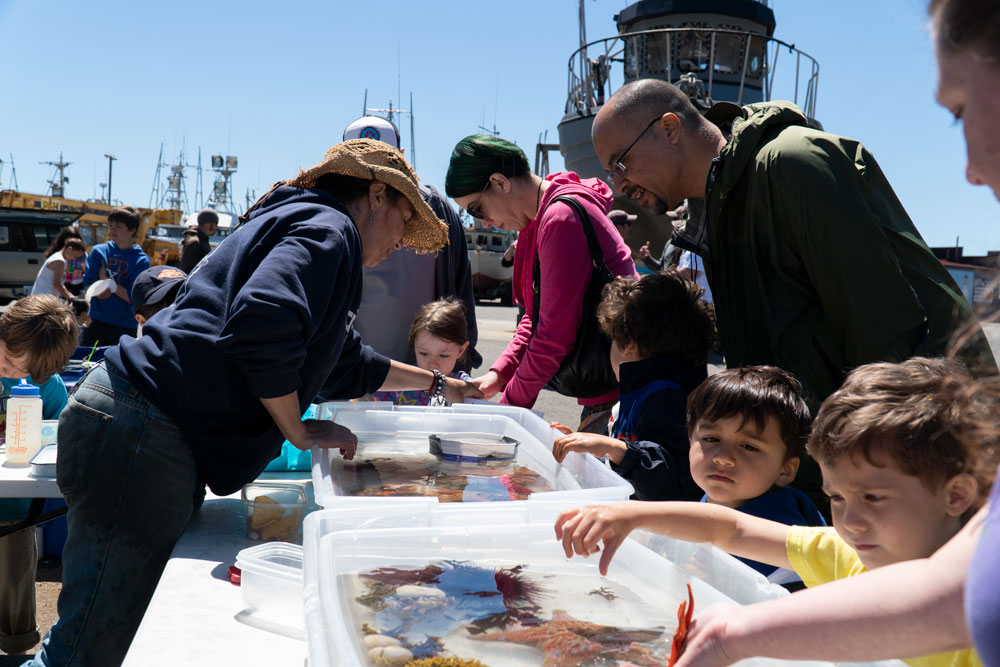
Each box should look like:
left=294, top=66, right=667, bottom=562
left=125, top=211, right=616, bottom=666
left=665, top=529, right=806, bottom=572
left=1, top=0, right=995, bottom=252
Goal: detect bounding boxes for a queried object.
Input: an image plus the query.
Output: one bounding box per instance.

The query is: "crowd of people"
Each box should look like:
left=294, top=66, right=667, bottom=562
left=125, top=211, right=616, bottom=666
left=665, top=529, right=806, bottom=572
left=0, top=0, right=996, bottom=664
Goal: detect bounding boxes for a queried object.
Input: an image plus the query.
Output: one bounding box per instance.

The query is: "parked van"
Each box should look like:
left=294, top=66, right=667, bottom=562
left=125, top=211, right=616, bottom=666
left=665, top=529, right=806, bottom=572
left=0, top=207, right=81, bottom=302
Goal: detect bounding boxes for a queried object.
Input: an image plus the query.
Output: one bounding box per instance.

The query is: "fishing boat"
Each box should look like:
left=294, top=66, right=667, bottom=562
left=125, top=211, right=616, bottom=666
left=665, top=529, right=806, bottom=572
left=554, top=0, right=820, bottom=257
left=466, top=221, right=516, bottom=305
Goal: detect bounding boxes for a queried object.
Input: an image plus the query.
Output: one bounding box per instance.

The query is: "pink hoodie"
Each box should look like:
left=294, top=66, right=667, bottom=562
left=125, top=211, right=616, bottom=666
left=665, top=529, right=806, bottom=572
left=493, top=172, right=638, bottom=409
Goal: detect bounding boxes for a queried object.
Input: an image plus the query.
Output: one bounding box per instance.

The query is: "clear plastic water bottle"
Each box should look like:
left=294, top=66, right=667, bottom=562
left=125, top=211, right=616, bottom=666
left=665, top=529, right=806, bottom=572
left=5, top=379, right=43, bottom=465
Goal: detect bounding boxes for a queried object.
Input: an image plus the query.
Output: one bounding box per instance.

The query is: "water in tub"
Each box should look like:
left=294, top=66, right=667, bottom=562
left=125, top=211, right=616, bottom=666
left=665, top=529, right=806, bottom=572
left=342, top=559, right=675, bottom=665
left=333, top=433, right=555, bottom=502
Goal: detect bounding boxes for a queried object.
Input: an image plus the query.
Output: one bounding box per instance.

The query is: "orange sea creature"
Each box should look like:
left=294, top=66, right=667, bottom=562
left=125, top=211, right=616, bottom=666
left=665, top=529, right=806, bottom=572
left=668, top=583, right=695, bottom=667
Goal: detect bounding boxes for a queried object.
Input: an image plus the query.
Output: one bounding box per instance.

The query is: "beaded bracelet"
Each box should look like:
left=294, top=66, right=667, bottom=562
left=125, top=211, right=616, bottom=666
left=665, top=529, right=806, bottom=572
left=429, top=369, right=447, bottom=407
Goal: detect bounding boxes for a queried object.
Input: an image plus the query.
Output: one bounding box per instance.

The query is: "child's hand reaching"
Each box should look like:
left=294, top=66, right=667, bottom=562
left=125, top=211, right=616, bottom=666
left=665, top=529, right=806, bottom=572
left=549, top=421, right=573, bottom=435
left=554, top=503, right=638, bottom=575
left=552, top=432, right=628, bottom=464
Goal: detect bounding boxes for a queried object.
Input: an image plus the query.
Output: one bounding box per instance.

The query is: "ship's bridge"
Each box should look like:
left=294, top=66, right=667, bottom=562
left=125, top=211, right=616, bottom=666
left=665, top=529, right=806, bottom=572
left=559, top=0, right=819, bottom=180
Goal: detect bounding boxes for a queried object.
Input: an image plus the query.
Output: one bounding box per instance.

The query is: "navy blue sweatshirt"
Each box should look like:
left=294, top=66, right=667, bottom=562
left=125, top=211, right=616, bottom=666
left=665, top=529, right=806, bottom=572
left=610, top=356, right=707, bottom=501
left=109, top=186, right=391, bottom=495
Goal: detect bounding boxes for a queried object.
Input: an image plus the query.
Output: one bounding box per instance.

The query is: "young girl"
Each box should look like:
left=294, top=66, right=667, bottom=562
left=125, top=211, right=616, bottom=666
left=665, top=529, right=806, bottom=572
left=369, top=298, right=472, bottom=406
left=31, top=238, right=87, bottom=301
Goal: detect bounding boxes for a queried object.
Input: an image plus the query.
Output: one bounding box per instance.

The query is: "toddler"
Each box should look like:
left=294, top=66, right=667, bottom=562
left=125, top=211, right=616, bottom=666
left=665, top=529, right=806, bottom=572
left=369, top=298, right=471, bottom=406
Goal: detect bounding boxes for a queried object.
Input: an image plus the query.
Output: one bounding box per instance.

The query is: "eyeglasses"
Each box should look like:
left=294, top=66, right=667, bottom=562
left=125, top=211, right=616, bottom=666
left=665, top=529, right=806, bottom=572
left=606, top=116, right=660, bottom=185
left=465, top=181, right=491, bottom=220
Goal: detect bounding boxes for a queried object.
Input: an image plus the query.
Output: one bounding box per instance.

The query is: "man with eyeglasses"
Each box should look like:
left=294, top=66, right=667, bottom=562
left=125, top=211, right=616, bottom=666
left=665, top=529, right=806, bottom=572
left=592, top=78, right=995, bottom=500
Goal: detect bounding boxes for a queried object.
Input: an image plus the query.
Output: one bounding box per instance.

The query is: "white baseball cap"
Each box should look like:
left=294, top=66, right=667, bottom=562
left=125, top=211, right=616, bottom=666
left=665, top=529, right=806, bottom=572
left=342, top=116, right=401, bottom=149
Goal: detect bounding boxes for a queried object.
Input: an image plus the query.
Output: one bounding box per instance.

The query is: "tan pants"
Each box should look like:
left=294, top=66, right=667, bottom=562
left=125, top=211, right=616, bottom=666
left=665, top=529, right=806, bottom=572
left=0, top=525, right=39, bottom=654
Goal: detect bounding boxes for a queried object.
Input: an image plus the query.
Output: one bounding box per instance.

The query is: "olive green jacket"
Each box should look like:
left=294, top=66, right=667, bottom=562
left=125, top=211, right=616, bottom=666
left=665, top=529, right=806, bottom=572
left=703, top=102, right=995, bottom=407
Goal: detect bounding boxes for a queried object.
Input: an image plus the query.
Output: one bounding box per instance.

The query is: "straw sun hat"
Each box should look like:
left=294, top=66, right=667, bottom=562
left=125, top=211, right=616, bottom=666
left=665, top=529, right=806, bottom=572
left=287, top=138, right=448, bottom=253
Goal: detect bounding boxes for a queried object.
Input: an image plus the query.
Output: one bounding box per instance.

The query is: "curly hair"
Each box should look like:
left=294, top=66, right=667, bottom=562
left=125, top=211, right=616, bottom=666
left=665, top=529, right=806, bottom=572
left=808, top=357, right=999, bottom=493
left=597, top=270, right=716, bottom=365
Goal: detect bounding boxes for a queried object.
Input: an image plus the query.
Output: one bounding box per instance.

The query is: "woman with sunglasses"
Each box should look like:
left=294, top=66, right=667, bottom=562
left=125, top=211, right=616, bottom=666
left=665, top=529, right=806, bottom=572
left=446, top=134, right=637, bottom=432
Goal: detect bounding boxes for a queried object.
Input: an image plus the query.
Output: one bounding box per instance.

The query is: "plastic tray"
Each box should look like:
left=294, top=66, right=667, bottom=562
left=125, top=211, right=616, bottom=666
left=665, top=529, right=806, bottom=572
left=310, top=403, right=633, bottom=508
left=301, top=503, right=899, bottom=667
left=235, top=542, right=304, bottom=639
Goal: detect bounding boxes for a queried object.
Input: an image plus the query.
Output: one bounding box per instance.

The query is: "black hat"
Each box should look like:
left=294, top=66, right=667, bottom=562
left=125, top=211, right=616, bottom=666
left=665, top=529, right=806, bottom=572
left=131, top=265, right=187, bottom=315
left=608, top=209, right=638, bottom=227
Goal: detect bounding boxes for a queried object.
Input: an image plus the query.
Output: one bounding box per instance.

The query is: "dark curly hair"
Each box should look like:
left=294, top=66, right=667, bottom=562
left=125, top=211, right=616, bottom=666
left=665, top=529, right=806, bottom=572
left=597, top=270, right=716, bottom=365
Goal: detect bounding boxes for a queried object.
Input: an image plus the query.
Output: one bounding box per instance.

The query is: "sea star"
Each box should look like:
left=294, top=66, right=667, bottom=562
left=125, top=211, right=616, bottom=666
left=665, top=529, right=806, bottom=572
left=470, top=609, right=666, bottom=667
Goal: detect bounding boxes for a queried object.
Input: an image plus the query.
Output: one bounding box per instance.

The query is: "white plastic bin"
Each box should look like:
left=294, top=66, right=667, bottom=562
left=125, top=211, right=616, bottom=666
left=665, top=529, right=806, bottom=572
left=235, top=542, right=304, bottom=639
left=311, top=403, right=632, bottom=508
left=301, top=504, right=900, bottom=667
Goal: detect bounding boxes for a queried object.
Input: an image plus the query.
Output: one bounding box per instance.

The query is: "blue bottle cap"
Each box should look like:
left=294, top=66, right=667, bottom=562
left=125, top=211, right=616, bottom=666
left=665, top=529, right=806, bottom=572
left=10, top=379, right=40, bottom=397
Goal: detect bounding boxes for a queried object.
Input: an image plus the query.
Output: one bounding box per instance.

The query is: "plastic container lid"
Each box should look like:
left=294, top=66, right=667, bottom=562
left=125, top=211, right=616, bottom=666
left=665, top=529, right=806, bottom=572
left=11, top=379, right=40, bottom=397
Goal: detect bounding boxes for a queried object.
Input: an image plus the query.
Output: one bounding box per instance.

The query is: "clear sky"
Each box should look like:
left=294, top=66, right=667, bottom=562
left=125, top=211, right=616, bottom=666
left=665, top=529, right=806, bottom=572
left=0, top=0, right=995, bottom=252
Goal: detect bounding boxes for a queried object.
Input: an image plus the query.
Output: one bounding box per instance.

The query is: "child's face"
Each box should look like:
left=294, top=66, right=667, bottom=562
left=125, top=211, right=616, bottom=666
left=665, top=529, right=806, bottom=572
left=689, top=415, right=797, bottom=508
left=821, top=447, right=970, bottom=570
left=0, top=341, right=31, bottom=379
left=413, top=330, right=468, bottom=376
left=108, top=221, right=135, bottom=247
left=608, top=340, right=642, bottom=382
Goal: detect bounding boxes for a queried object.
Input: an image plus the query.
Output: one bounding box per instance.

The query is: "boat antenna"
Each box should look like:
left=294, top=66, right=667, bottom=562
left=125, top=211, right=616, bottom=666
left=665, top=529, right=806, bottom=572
left=194, top=147, right=204, bottom=210
left=7, top=154, right=17, bottom=191
left=149, top=143, right=164, bottom=208
left=365, top=94, right=417, bottom=168
left=40, top=153, right=71, bottom=198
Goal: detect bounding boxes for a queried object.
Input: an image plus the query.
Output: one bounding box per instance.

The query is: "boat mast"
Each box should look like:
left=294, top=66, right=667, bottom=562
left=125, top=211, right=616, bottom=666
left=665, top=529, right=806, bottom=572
left=40, top=153, right=71, bottom=198
left=579, top=0, right=589, bottom=107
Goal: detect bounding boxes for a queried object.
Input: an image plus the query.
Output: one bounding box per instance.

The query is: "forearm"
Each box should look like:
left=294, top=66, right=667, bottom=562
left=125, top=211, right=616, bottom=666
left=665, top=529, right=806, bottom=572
left=630, top=502, right=791, bottom=568
left=721, top=557, right=969, bottom=663
left=377, top=360, right=434, bottom=392
left=715, top=508, right=982, bottom=663
left=260, top=392, right=307, bottom=445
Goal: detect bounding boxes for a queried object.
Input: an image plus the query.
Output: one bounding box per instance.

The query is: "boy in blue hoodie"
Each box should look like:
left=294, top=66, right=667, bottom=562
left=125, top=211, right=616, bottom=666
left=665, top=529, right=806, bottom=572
left=0, top=295, right=77, bottom=654
left=80, top=206, right=150, bottom=347
left=552, top=271, right=714, bottom=501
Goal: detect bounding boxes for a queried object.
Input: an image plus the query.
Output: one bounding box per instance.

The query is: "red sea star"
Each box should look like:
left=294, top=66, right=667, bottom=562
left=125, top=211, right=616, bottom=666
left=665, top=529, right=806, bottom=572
left=471, top=609, right=667, bottom=666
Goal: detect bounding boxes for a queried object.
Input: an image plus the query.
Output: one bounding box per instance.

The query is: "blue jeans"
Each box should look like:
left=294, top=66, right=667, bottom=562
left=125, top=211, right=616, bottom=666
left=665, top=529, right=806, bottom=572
left=30, top=363, right=199, bottom=667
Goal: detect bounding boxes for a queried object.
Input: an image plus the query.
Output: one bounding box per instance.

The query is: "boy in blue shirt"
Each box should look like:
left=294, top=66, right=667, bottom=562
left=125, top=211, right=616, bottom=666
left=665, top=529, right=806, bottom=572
left=80, top=206, right=151, bottom=347
left=685, top=366, right=826, bottom=579
left=0, top=295, right=77, bottom=654
left=552, top=271, right=715, bottom=502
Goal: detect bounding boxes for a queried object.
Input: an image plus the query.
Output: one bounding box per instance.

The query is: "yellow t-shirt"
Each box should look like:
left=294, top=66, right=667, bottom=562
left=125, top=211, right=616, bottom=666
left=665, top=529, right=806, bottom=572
left=786, top=527, right=981, bottom=667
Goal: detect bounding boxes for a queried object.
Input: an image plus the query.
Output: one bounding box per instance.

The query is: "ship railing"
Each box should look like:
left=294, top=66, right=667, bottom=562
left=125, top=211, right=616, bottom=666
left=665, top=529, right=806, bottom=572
left=565, top=27, right=819, bottom=119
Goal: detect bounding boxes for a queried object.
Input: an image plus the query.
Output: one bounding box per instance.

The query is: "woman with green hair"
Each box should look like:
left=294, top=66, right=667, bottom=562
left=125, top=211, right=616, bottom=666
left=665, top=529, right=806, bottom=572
left=446, top=134, right=637, bottom=432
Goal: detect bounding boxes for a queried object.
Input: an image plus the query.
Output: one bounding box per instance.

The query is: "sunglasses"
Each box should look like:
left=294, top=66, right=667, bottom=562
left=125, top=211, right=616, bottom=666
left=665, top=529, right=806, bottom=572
left=606, top=116, right=660, bottom=186
left=465, top=180, right=491, bottom=220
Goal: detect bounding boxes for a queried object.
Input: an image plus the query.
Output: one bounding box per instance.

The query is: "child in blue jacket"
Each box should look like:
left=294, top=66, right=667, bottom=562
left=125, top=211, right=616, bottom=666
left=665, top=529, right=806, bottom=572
left=80, top=206, right=150, bottom=347
left=552, top=271, right=714, bottom=501
left=0, top=295, right=77, bottom=653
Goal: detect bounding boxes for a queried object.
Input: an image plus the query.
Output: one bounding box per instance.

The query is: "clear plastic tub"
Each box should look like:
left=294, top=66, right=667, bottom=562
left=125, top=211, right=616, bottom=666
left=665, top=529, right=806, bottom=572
left=241, top=482, right=309, bottom=543
left=301, top=503, right=902, bottom=667
left=235, top=542, right=304, bottom=639
left=311, top=403, right=632, bottom=508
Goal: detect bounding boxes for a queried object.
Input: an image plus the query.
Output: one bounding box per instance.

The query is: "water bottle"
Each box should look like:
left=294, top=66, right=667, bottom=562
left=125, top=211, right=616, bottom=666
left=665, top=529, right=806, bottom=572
left=5, top=380, right=43, bottom=465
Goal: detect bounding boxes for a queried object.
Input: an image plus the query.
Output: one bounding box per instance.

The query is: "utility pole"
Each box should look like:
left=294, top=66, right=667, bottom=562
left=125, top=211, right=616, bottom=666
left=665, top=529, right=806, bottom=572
left=103, top=154, right=117, bottom=204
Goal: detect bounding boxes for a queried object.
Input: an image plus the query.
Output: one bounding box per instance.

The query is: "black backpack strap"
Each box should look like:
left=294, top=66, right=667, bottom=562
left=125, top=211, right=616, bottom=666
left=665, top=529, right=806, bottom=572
left=531, top=196, right=614, bottom=330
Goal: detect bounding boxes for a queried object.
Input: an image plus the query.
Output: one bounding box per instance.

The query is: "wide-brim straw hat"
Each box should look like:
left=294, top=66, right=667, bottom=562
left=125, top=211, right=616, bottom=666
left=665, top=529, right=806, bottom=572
left=287, top=138, right=448, bottom=253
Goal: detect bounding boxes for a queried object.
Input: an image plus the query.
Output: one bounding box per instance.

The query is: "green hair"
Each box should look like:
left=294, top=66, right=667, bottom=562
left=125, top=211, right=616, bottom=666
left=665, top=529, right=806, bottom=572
left=445, top=134, right=531, bottom=198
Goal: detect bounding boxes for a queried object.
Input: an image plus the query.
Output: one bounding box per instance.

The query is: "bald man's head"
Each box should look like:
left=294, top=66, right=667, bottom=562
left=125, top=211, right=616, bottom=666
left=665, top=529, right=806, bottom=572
left=592, top=79, right=723, bottom=213
left=598, top=79, right=704, bottom=137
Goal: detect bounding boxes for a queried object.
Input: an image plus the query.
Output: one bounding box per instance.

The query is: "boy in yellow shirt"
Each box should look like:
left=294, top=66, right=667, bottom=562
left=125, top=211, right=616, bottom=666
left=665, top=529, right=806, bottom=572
left=556, top=357, right=992, bottom=667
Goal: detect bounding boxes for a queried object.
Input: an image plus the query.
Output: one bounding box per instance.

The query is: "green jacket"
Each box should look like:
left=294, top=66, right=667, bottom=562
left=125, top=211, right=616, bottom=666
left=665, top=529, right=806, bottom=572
left=703, top=102, right=995, bottom=407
